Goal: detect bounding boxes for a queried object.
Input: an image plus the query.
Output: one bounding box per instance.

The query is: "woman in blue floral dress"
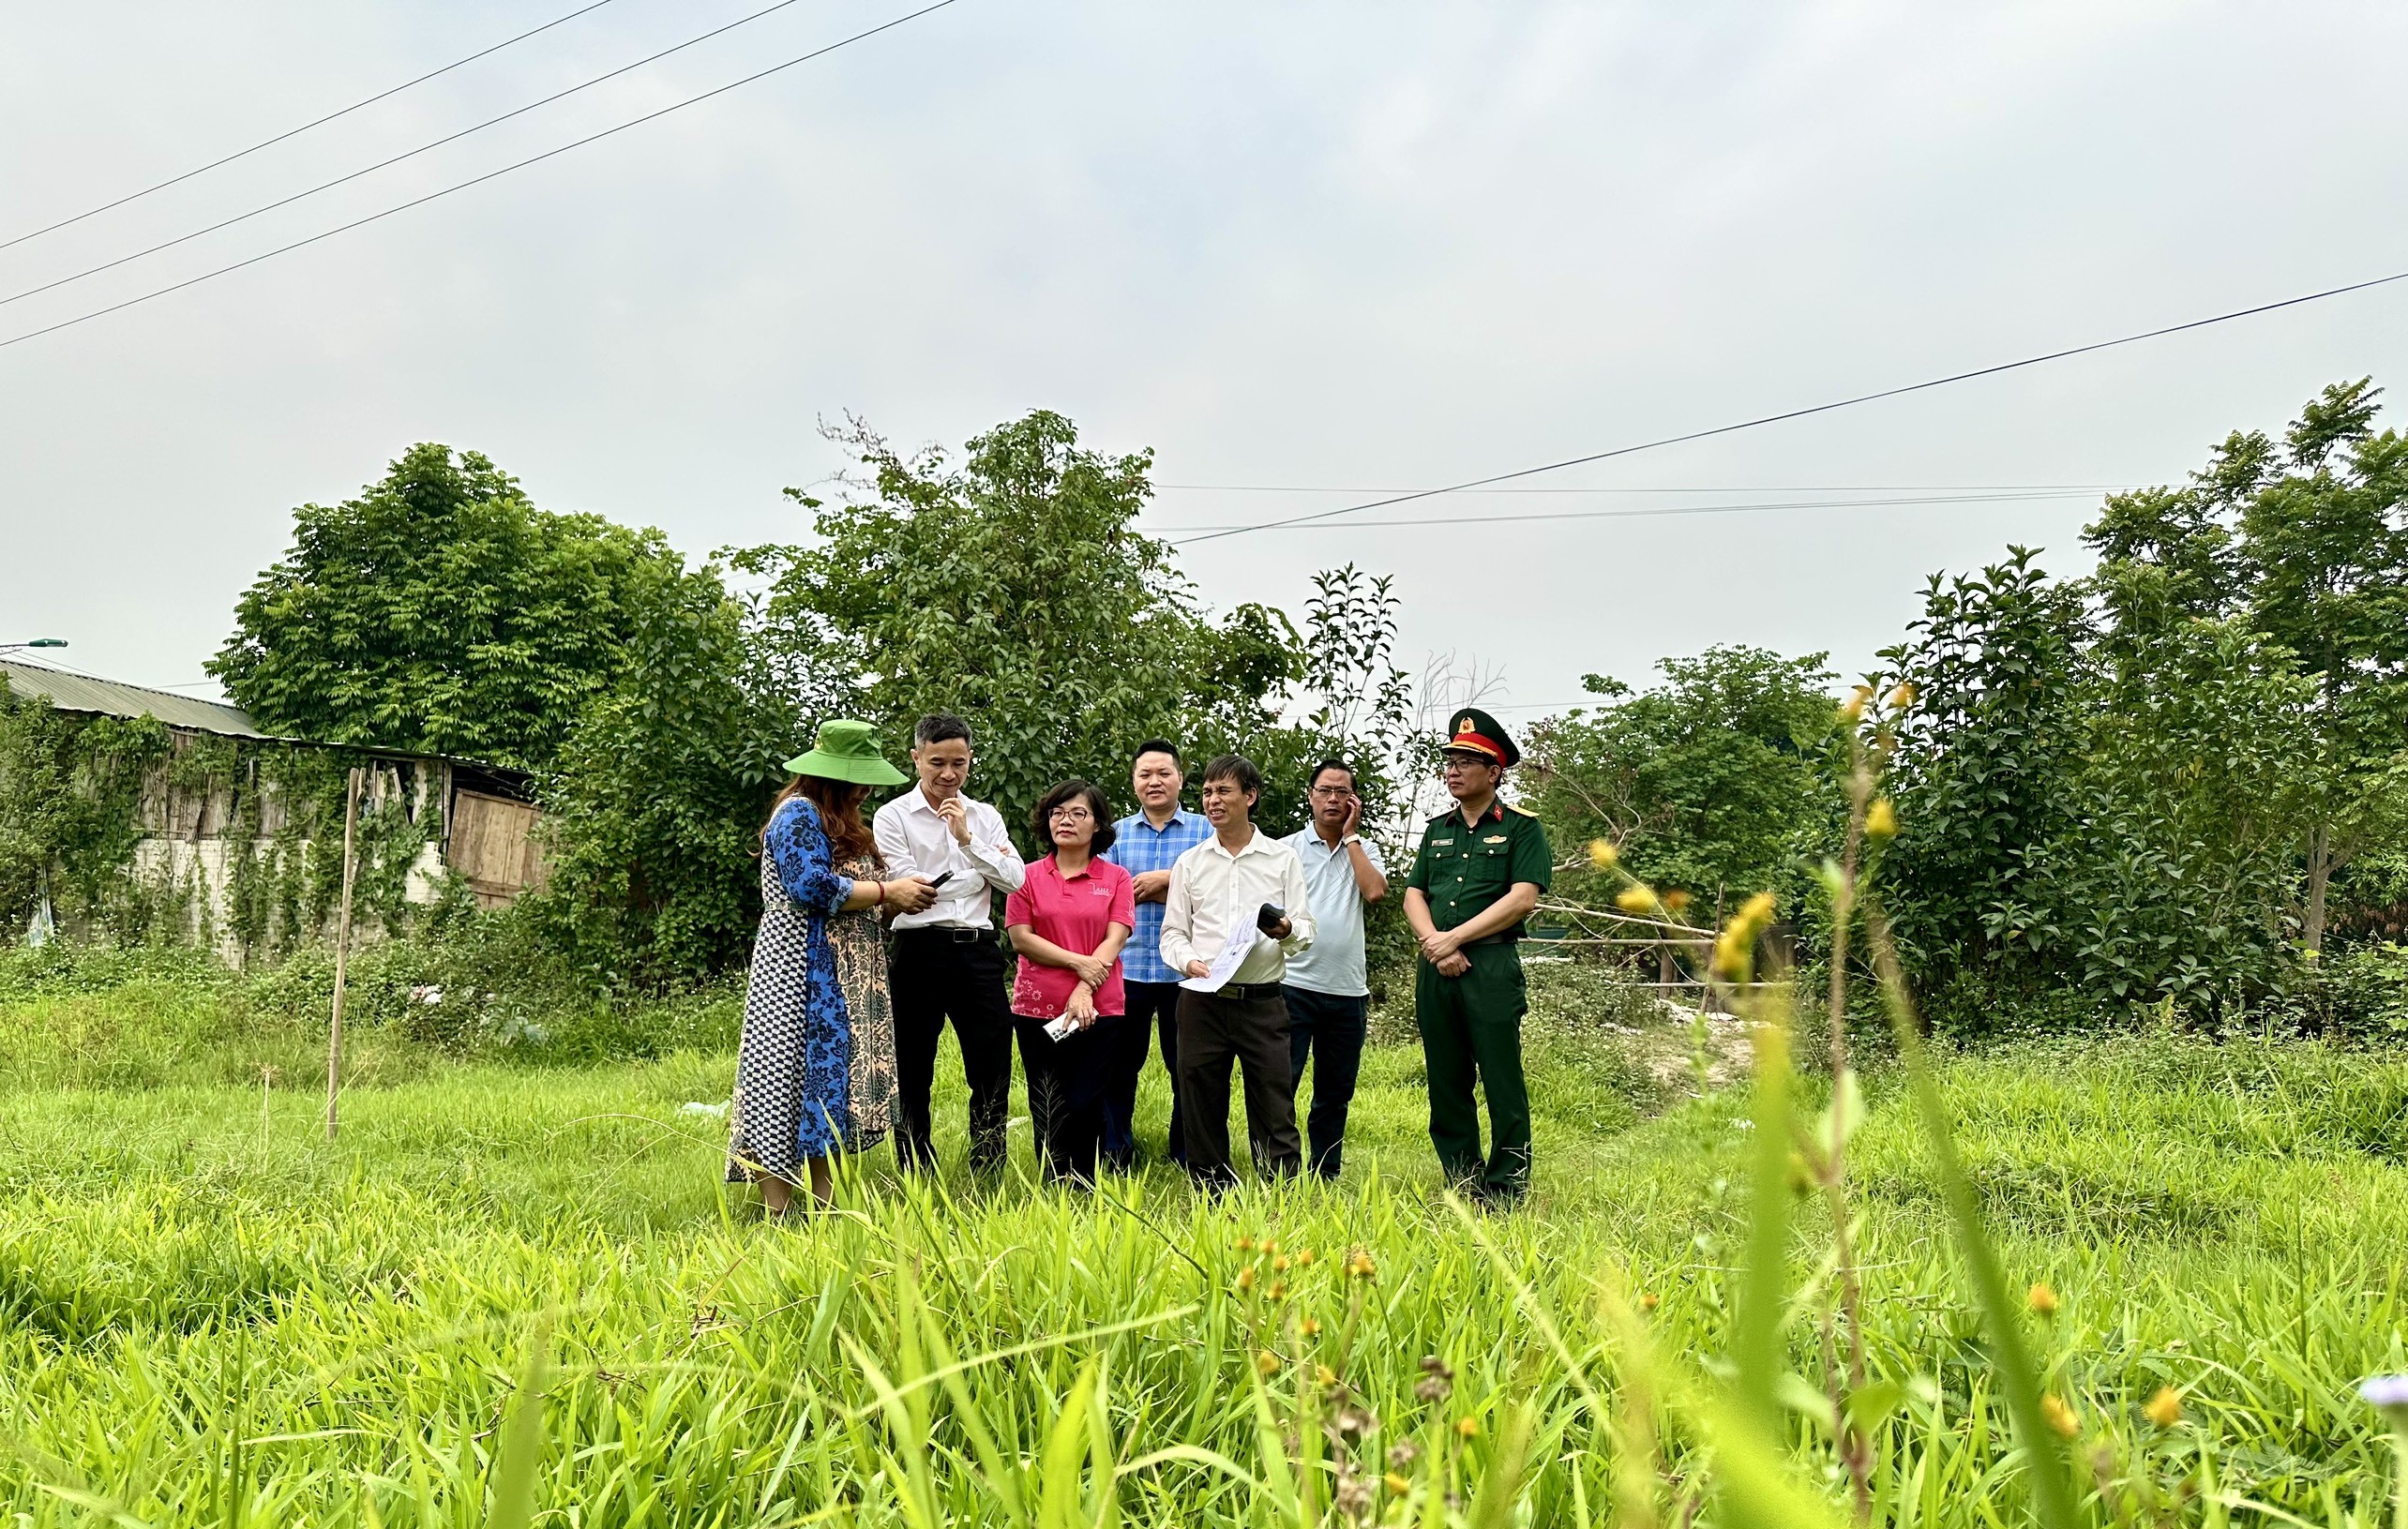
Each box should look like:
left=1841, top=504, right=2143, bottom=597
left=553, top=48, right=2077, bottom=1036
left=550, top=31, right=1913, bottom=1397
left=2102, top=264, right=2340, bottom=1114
left=728, top=721, right=935, bottom=1215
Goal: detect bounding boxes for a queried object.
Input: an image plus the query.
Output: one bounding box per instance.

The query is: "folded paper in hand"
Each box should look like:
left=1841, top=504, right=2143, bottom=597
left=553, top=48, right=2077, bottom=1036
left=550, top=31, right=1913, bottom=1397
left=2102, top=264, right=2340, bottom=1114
left=1179, top=922, right=1259, bottom=993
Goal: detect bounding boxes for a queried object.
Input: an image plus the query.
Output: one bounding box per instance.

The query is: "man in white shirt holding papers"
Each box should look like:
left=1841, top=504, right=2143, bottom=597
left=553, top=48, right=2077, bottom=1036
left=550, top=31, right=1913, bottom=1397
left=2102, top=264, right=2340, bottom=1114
left=873, top=713, right=1028, bottom=1172
left=1159, top=754, right=1315, bottom=1188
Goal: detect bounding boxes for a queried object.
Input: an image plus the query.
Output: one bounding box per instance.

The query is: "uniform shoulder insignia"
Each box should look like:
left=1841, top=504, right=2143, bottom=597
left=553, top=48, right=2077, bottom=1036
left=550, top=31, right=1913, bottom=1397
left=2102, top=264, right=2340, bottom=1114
left=1505, top=802, right=1541, bottom=818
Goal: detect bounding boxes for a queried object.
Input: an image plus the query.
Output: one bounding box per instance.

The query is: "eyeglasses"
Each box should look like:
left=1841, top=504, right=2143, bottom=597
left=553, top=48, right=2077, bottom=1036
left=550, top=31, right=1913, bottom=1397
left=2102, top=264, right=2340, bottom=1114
left=1049, top=807, right=1095, bottom=821
left=1309, top=786, right=1355, bottom=799
left=1440, top=757, right=1494, bottom=774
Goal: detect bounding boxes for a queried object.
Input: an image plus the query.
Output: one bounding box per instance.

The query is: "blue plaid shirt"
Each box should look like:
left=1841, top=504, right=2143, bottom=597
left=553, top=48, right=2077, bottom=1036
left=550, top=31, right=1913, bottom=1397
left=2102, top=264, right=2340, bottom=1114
left=1103, top=807, right=1212, bottom=983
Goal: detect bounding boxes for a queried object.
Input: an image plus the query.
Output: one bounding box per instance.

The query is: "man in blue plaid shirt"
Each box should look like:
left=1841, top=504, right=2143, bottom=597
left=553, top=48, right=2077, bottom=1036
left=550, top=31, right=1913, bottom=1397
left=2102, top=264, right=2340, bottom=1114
left=1100, top=739, right=1212, bottom=1168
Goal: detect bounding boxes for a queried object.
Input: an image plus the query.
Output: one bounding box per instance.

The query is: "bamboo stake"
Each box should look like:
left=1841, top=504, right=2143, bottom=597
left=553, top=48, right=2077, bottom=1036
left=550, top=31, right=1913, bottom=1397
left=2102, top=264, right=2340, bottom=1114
left=326, top=766, right=361, bottom=1142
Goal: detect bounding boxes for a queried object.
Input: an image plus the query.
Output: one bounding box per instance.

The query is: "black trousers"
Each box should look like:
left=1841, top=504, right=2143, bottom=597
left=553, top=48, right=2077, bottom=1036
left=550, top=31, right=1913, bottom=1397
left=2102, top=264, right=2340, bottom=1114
left=1106, top=980, right=1186, bottom=1167
left=1284, top=985, right=1369, bottom=1179
left=1176, top=986, right=1301, bottom=1187
left=889, top=927, right=1016, bottom=1171
left=1016, top=1012, right=1121, bottom=1182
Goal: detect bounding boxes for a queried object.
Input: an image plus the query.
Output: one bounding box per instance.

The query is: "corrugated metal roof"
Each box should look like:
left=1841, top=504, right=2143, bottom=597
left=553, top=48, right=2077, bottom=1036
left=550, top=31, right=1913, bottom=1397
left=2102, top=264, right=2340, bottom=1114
left=1, top=659, right=281, bottom=740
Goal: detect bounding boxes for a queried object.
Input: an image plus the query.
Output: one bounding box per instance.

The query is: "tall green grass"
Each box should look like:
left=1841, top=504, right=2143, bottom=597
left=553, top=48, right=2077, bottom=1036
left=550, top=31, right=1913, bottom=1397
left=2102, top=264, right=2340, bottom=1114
left=3, top=953, right=2404, bottom=1524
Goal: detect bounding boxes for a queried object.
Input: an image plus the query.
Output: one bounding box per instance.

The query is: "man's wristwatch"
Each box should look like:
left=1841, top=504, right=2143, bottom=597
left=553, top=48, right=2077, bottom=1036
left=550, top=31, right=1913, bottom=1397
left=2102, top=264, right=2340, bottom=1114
left=1341, top=833, right=1363, bottom=847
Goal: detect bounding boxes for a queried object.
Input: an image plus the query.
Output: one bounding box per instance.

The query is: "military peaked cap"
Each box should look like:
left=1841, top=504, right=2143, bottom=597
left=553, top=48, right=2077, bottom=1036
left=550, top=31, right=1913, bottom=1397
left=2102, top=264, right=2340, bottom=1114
left=1442, top=707, right=1520, bottom=767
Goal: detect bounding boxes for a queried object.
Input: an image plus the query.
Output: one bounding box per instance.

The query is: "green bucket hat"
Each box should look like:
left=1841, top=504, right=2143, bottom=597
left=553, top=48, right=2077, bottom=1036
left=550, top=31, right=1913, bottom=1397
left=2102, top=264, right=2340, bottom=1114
left=782, top=719, right=908, bottom=787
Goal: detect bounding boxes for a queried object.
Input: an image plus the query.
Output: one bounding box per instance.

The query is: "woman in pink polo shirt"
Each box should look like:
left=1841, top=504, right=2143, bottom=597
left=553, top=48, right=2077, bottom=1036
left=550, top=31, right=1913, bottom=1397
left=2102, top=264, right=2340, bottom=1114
left=1004, top=778, right=1136, bottom=1182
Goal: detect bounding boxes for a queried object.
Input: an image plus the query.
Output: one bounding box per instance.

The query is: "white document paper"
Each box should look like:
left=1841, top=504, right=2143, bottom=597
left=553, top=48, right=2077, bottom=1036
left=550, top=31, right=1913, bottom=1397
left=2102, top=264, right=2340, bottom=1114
left=1179, top=921, right=1260, bottom=993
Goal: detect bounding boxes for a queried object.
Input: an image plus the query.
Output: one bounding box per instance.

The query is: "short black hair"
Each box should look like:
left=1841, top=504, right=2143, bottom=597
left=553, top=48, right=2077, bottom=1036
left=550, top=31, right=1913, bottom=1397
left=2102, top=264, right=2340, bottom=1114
left=1309, top=757, right=1357, bottom=790
left=1132, top=738, right=1181, bottom=767
left=1031, top=779, right=1117, bottom=855
left=914, top=712, right=972, bottom=748
left=1199, top=754, right=1260, bottom=799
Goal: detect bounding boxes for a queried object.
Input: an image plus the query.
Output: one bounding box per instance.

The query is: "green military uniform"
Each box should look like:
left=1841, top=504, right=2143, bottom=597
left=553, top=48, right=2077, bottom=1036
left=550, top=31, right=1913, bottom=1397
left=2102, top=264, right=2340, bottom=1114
left=1407, top=709, right=1553, bottom=1199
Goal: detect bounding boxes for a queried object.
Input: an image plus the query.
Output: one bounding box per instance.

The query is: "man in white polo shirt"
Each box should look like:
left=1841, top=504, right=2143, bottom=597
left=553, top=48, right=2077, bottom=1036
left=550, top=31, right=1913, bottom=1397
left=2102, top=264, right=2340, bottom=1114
left=873, top=712, right=1027, bottom=1172
left=1159, top=753, right=1315, bottom=1188
left=1280, top=757, right=1388, bottom=1179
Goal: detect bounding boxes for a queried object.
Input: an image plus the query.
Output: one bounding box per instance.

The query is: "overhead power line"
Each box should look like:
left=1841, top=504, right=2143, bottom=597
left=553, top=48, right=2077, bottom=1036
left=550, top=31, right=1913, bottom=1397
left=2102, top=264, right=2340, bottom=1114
left=0, top=0, right=627, bottom=254
left=1168, top=266, right=2408, bottom=547
left=0, top=0, right=819, bottom=311
left=1151, top=487, right=2108, bottom=534
left=0, top=0, right=964, bottom=354
left=1154, top=481, right=2133, bottom=495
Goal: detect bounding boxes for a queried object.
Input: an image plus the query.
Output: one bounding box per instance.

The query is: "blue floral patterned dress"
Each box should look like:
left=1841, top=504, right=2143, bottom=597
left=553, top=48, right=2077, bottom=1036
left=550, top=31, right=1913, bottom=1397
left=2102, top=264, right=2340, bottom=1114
left=727, top=797, right=880, bottom=1181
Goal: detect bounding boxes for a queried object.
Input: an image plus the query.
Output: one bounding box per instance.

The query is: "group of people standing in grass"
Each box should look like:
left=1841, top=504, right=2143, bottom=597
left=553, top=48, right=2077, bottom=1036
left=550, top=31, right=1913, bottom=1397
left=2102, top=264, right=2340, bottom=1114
left=726, top=705, right=1551, bottom=1218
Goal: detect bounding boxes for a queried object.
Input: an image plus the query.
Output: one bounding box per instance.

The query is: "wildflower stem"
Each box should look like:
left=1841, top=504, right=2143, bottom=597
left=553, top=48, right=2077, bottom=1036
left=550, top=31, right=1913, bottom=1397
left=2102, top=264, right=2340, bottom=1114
left=1861, top=900, right=2082, bottom=1529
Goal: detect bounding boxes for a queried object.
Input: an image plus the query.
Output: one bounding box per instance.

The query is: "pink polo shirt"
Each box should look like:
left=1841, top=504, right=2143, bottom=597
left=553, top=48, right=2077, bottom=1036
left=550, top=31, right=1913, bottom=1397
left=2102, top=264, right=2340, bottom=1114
left=1004, top=855, right=1136, bottom=1018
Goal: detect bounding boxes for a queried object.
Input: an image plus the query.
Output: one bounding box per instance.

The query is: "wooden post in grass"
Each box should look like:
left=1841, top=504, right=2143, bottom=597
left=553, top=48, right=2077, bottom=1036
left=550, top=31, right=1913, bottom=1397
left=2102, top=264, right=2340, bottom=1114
left=326, top=766, right=362, bottom=1141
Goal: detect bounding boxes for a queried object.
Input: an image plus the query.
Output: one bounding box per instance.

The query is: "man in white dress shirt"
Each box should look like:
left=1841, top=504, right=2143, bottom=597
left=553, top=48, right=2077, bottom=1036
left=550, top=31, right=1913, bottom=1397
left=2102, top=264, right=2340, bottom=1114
left=873, top=713, right=1028, bottom=1171
left=1159, top=754, right=1315, bottom=1187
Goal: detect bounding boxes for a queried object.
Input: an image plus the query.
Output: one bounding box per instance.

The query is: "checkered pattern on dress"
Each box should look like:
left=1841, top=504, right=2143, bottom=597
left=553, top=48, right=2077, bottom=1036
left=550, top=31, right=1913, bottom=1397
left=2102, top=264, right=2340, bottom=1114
left=727, top=798, right=857, bottom=1184
left=1102, top=807, right=1211, bottom=983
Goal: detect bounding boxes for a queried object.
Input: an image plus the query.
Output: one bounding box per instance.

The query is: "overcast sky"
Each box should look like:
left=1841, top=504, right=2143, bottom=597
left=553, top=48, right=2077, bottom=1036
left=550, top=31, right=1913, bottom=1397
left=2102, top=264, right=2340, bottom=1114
left=5, top=0, right=2405, bottom=731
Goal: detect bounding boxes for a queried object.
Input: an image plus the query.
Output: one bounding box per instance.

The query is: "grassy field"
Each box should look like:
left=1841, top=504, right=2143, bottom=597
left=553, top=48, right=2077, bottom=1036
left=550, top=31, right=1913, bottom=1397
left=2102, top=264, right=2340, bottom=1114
left=3, top=955, right=2406, bottom=1525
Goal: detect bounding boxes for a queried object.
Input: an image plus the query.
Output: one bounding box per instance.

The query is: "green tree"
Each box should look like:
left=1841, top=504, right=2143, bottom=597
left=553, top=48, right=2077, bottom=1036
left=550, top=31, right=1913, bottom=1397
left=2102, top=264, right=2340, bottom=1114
left=523, top=552, right=833, bottom=987
left=739, top=411, right=1302, bottom=840
left=1879, top=548, right=2096, bottom=985
left=1525, top=645, right=1842, bottom=907
left=2082, top=379, right=2408, bottom=954
left=209, top=443, right=683, bottom=770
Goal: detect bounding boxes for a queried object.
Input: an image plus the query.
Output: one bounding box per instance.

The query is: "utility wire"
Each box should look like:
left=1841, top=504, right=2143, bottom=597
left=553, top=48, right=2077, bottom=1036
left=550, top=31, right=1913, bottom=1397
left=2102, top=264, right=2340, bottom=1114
left=1151, top=488, right=2106, bottom=534
left=1169, top=267, right=2408, bottom=547
left=1155, top=481, right=2132, bottom=495
left=0, top=0, right=817, bottom=311
left=0, top=0, right=963, bottom=353
left=0, top=0, right=628, bottom=254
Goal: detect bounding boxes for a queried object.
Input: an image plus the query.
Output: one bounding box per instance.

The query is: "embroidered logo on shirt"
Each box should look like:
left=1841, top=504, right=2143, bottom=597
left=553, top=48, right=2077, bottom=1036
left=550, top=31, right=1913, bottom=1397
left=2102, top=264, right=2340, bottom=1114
left=1483, top=834, right=1508, bottom=844
left=1433, top=837, right=1454, bottom=846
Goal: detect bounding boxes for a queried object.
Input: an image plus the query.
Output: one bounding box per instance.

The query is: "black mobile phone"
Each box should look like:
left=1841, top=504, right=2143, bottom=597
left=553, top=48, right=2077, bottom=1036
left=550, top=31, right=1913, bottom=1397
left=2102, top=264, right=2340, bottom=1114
left=927, top=871, right=956, bottom=890
left=1256, top=902, right=1285, bottom=934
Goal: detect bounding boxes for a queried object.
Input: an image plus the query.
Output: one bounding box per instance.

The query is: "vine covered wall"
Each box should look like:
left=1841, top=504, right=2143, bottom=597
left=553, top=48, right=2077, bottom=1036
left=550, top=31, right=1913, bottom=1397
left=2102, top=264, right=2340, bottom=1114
left=0, top=690, right=444, bottom=959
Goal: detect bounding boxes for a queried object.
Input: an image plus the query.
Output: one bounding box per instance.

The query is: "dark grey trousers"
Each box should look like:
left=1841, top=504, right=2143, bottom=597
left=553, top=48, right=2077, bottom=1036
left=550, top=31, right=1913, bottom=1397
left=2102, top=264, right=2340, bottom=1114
left=1176, top=986, right=1302, bottom=1186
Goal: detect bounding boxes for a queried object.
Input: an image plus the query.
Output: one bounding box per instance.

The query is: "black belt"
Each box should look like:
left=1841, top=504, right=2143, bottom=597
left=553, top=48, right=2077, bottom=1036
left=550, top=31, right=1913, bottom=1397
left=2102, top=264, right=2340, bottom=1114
left=896, top=925, right=993, bottom=944
left=1213, top=981, right=1287, bottom=1002
left=1459, top=931, right=1518, bottom=948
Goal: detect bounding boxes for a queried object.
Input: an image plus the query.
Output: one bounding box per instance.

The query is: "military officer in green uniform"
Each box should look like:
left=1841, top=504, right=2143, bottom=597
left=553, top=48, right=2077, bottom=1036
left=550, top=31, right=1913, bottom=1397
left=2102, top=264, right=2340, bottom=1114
left=1403, top=707, right=1553, bottom=1203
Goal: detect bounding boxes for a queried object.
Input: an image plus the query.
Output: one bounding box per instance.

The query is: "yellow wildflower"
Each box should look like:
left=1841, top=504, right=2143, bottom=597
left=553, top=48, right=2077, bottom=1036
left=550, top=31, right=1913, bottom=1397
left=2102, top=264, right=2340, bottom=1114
left=1864, top=798, right=1898, bottom=839
left=2027, top=1282, right=2059, bottom=1316
left=1268, top=1280, right=1287, bottom=1300
left=1235, top=1267, right=1256, bottom=1292
left=1639, top=1292, right=1660, bottom=1312
left=1347, top=1251, right=1377, bottom=1280
left=1273, top=1254, right=1290, bottom=1272
left=1662, top=889, right=1691, bottom=913
left=1455, top=1417, right=1481, bottom=1438
left=1384, top=1474, right=1411, bottom=1495
left=1616, top=887, right=1657, bottom=914
left=1587, top=838, right=1619, bottom=870
left=1317, top=1364, right=1339, bottom=1387
left=1842, top=685, right=1874, bottom=722
left=1301, top=1316, right=1323, bottom=1337
left=2143, top=1387, right=2183, bottom=1427
left=2039, top=1394, right=2080, bottom=1438
left=1294, top=1248, right=1315, bottom=1266
left=1257, top=1350, right=1281, bottom=1376
left=1887, top=682, right=1917, bottom=711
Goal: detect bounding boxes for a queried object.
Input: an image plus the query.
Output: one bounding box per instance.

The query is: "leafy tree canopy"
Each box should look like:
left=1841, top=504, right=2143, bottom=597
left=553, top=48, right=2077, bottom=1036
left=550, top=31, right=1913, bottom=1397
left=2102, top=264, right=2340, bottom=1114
left=1526, top=645, right=1842, bottom=906
left=735, top=410, right=1303, bottom=837
left=208, top=443, right=683, bottom=771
